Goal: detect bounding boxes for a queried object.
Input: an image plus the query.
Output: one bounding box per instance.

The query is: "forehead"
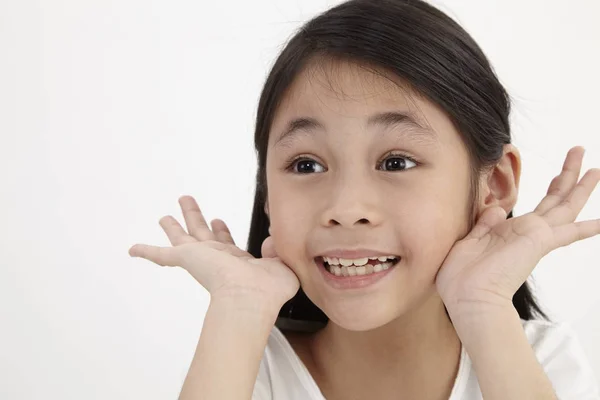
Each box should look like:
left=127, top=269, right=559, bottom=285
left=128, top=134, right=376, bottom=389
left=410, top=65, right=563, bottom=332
left=269, top=58, right=459, bottom=148
left=285, top=59, right=417, bottom=107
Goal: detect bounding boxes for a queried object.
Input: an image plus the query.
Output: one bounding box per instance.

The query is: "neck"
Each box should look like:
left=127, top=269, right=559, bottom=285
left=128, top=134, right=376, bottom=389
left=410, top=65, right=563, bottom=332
left=309, top=293, right=462, bottom=399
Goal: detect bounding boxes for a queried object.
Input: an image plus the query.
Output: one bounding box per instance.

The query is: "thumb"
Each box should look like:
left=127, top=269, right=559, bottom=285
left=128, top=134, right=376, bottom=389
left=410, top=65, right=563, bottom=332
left=261, top=236, right=278, bottom=259
left=466, top=206, right=507, bottom=240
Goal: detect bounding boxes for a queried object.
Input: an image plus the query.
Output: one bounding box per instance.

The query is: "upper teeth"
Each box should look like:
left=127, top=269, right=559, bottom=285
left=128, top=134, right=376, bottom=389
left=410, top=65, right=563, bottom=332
left=323, top=256, right=397, bottom=266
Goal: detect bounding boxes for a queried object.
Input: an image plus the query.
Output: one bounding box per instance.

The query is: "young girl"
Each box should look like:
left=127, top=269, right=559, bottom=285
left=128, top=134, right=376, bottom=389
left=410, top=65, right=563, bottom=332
left=129, top=0, right=600, bottom=398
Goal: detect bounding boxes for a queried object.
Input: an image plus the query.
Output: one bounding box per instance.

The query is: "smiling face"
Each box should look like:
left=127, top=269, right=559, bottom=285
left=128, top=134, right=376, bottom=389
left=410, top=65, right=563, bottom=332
left=265, top=59, right=475, bottom=331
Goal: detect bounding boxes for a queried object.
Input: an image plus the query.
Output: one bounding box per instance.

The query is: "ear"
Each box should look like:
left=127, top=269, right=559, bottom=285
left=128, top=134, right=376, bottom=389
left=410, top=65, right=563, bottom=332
left=478, top=143, right=522, bottom=217
left=264, top=200, right=272, bottom=236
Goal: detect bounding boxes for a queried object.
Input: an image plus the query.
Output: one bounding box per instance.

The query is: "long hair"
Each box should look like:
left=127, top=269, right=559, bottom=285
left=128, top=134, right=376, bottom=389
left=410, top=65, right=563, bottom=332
left=245, top=0, right=548, bottom=332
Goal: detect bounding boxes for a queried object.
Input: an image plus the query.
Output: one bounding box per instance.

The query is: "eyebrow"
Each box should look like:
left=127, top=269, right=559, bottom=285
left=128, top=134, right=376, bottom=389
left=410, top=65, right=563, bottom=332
left=273, top=111, right=439, bottom=149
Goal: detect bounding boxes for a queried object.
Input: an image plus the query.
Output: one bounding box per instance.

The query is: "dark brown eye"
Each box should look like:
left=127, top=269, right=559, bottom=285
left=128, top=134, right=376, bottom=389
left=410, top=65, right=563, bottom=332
left=289, top=158, right=325, bottom=174
left=379, top=155, right=417, bottom=171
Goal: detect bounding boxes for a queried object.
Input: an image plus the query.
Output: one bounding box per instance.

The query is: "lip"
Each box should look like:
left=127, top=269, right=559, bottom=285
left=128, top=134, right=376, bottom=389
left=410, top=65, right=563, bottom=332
left=316, top=248, right=400, bottom=259
left=315, top=256, right=400, bottom=291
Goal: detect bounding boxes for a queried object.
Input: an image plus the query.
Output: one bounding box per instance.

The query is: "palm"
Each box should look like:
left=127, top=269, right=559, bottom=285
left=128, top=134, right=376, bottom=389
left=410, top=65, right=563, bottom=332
left=129, top=195, right=300, bottom=305
left=180, top=240, right=300, bottom=302
left=436, top=209, right=552, bottom=307
left=436, top=146, right=600, bottom=310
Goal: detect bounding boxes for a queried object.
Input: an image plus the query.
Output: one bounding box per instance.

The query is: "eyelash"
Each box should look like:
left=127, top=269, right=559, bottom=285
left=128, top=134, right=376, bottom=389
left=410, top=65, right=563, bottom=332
left=284, top=152, right=420, bottom=174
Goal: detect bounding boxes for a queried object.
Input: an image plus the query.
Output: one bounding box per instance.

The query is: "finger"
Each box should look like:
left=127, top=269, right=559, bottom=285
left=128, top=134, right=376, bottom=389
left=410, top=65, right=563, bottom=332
left=179, top=195, right=215, bottom=242
left=464, top=206, right=507, bottom=241
left=546, top=218, right=600, bottom=254
left=200, top=233, right=252, bottom=259
left=210, top=219, right=236, bottom=245
left=159, top=216, right=197, bottom=246
left=261, top=235, right=278, bottom=258
left=543, top=168, right=600, bottom=226
left=129, top=244, right=180, bottom=267
left=534, top=146, right=585, bottom=215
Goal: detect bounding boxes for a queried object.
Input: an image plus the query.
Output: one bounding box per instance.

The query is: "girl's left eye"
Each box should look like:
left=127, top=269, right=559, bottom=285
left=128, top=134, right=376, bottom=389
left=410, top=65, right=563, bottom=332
left=286, top=158, right=326, bottom=174
left=285, top=153, right=418, bottom=174
left=379, top=153, right=418, bottom=172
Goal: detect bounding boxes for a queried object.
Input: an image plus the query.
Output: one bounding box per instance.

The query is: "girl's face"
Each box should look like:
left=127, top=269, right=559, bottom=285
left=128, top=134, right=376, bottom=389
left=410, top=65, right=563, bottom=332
left=265, top=60, right=474, bottom=331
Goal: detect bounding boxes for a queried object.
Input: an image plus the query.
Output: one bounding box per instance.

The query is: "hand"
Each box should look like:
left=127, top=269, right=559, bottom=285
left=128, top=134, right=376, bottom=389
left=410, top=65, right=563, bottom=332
left=436, top=146, right=600, bottom=315
left=128, top=195, right=300, bottom=307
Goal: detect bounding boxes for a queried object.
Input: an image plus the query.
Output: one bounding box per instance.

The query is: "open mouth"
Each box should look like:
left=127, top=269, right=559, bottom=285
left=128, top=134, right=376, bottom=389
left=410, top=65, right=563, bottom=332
left=316, top=256, right=401, bottom=277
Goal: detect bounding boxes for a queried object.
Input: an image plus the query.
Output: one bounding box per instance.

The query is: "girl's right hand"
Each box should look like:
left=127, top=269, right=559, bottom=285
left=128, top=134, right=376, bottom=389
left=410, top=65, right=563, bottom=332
left=128, top=195, right=300, bottom=308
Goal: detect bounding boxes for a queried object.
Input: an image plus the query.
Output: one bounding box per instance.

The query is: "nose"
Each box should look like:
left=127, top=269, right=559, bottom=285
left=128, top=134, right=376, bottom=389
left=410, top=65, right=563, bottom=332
left=319, top=174, right=384, bottom=228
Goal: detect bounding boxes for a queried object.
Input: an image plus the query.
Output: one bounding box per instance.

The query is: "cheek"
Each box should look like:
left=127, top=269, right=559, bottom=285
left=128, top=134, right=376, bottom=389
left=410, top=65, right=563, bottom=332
left=395, top=197, right=464, bottom=270
left=268, top=178, right=313, bottom=226
left=265, top=176, right=317, bottom=265
left=268, top=204, right=310, bottom=259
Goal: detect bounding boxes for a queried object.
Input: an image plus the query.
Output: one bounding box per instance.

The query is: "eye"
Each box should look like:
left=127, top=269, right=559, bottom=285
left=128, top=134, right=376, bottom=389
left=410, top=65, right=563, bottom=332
left=286, top=157, right=326, bottom=174
left=285, top=152, right=419, bottom=174
left=378, top=152, right=418, bottom=172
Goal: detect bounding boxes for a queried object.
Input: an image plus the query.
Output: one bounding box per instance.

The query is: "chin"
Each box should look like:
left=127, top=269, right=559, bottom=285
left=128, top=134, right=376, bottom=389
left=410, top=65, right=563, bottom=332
left=320, top=288, right=439, bottom=332
left=327, top=312, right=396, bottom=332
left=318, top=297, right=402, bottom=332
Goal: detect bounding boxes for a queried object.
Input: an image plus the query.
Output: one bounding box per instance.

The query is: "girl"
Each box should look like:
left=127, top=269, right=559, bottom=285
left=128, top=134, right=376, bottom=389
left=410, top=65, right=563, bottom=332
left=129, top=0, right=600, bottom=398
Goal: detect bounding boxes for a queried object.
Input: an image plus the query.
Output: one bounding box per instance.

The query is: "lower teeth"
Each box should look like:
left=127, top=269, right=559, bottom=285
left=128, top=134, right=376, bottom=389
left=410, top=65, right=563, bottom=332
left=326, top=260, right=397, bottom=276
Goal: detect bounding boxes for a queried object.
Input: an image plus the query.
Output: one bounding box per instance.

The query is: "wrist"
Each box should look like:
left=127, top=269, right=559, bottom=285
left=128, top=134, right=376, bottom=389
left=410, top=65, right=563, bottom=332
left=442, top=288, right=515, bottom=324
left=446, top=302, right=557, bottom=399
left=447, top=300, right=516, bottom=322
left=447, top=303, right=520, bottom=346
left=210, top=293, right=283, bottom=321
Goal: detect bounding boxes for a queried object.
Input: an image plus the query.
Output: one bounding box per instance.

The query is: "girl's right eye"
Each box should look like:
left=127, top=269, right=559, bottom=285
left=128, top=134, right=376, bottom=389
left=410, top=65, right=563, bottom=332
left=286, top=157, right=326, bottom=174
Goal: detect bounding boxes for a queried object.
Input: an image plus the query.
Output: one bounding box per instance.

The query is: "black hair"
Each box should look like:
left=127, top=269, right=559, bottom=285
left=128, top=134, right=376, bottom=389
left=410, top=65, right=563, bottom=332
left=245, top=0, right=548, bottom=332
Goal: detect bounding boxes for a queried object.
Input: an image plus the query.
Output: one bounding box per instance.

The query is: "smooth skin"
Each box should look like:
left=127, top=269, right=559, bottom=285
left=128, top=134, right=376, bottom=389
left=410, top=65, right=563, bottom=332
left=129, top=196, right=299, bottom=306
left=438, top=146, right=600, bottom=313
left=129, top=196, right=299, bottom=400
left=437, top=145, right=600, bottom=399
left=130, top=145, right=599, bottom=399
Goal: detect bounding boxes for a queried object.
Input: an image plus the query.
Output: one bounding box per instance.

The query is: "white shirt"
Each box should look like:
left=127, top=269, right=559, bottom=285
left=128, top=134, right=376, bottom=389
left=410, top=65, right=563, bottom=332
left=252, top=319, right=599, bottom=399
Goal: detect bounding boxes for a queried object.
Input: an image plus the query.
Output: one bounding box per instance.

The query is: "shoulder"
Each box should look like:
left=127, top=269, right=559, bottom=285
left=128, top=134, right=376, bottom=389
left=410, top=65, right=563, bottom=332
left=252, top=326, right=284, bottom=400
left=520, top=319, right=599, bottom=399
left=253, top=357, right=272, bottom=400
left=252, top=325, right=323, bottom=400
left=455, top=319, right=599, bottom=399
left=521, top=318, right=588, bottom=360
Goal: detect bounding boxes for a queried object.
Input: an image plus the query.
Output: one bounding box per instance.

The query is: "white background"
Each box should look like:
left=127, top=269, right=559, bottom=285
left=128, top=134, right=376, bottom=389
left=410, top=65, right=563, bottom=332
left=1, top=0, right=599, bottom=398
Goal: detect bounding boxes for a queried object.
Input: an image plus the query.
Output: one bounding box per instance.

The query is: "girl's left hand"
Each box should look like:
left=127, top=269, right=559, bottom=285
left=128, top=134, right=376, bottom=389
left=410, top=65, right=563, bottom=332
left=436, top=146, right=600, bottom=316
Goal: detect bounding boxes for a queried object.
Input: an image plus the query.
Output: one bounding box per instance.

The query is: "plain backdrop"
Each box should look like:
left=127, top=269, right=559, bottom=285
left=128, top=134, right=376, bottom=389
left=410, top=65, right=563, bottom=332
left=1, top=0, right=599, bottom=398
